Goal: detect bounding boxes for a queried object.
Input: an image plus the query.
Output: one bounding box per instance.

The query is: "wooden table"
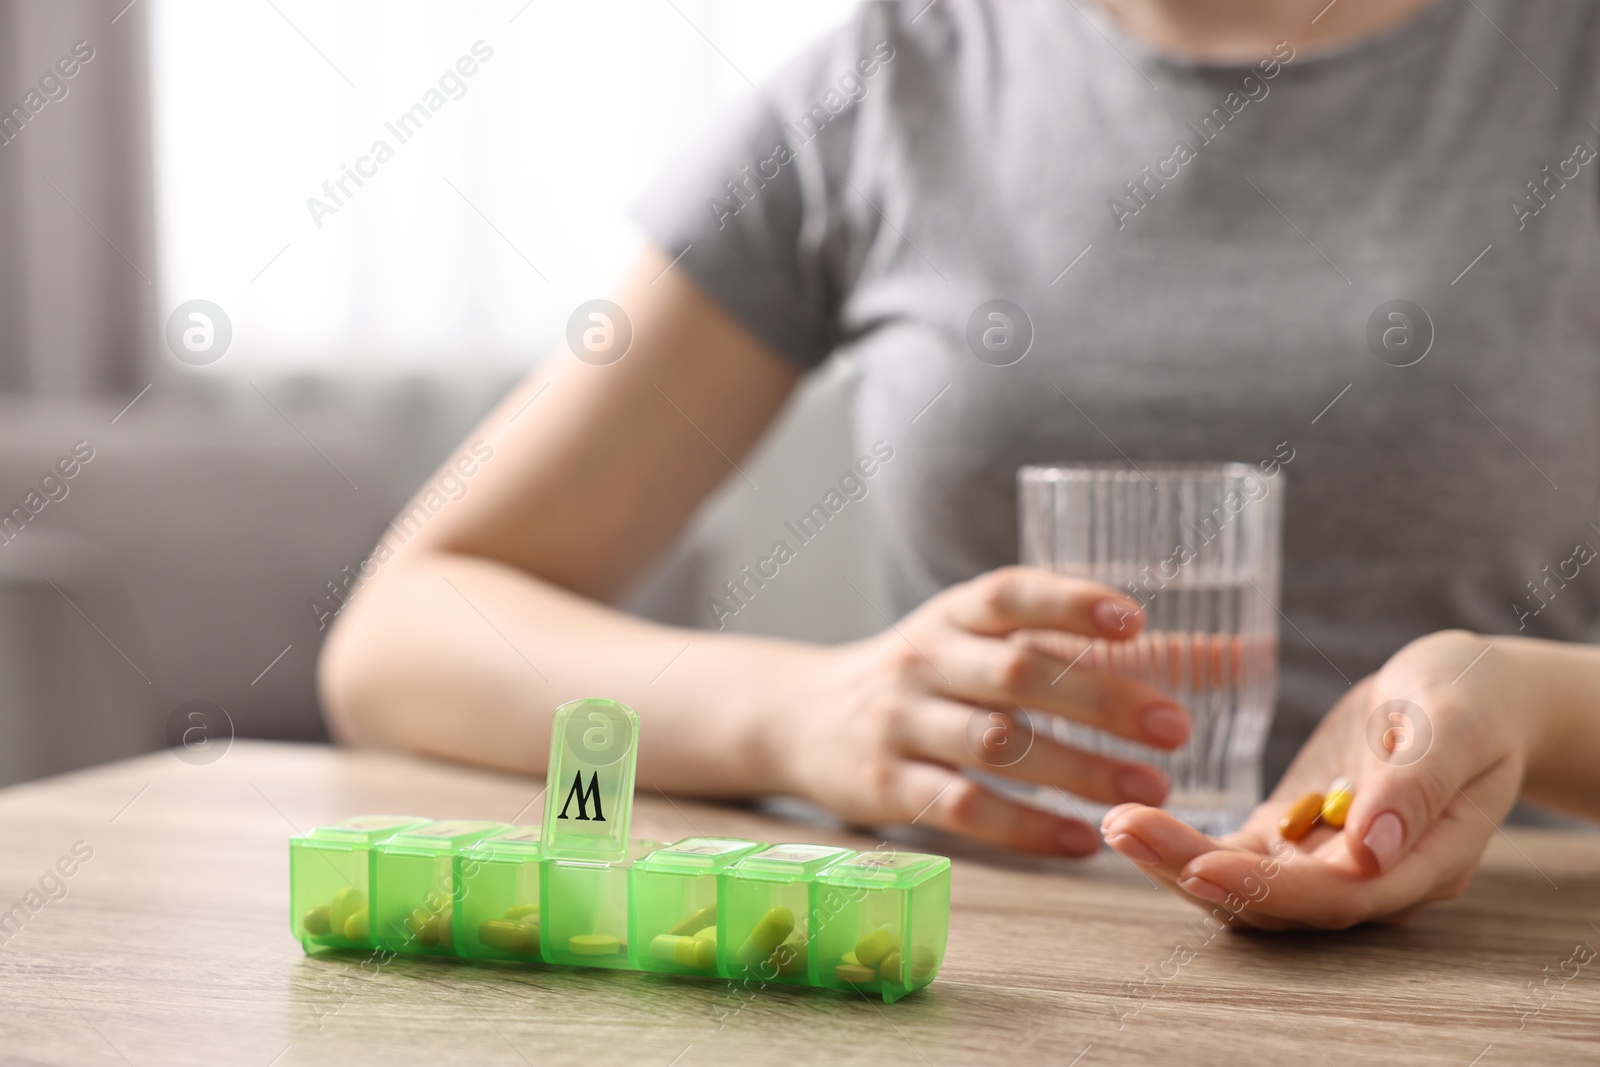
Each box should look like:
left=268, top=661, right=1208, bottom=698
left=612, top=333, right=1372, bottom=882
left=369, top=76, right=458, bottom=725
left=1, top=741, right=1596, bottom=1066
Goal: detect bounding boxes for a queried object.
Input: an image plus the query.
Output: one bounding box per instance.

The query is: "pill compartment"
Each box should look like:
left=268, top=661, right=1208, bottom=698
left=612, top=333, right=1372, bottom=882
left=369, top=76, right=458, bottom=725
left=290, top=815, right=428, bottom=952
left=630, top=837, right=765, bottom=977
left=541, top=839, right=661, bottom=970
left=720, top=844, right=855, bottom=986
left=371, top=820, right=511, bottom=956
left=813, top=850, right=950, bottom=1003
left=290, top=696, right=952, bottom=1000
left=456, top=827, right=545, bottom=963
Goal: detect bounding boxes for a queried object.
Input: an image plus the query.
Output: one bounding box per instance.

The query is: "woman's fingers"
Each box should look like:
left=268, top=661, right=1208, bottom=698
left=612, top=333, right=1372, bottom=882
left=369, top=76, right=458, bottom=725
left=1174, top=764, right=1509, bottom=927
left=1175, top=839, right=1433, bottom=928
left=940, top=566, right=1145, bottom=641
left=1177, top=845, right=1361, bottom=926
left=893, top=760, right=1101, bottom=856
left=1106, top=768, right=1504, bottom=929
left=1093, top=653, right=1526, bottom=928
left=1100, top=805, right=1306, bottom=926
left=1103, top=806, right=1398, bottom=929
left=1340, top=696, right=1501, bottom=875
left=1101, top=805, right=1257, bottom=886
left=901, top=700, right=1170, bottom=806
left=922, top=632, right=1190, bottom=749
left=909, top=567, right=1191, bottom=750
left=1022, top=628, right=1260, bottom=702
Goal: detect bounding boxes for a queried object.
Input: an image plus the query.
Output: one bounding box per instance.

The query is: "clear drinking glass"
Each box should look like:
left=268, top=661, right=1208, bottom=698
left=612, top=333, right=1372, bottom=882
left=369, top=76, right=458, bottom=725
left=1017, top=462, right=1283, bottom=836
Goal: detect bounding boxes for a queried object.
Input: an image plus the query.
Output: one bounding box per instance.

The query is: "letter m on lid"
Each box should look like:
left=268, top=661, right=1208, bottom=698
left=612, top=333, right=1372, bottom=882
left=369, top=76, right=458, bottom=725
left=557, top=771, right=604, bottom=822
left=540, top=698, right=638, bottom=861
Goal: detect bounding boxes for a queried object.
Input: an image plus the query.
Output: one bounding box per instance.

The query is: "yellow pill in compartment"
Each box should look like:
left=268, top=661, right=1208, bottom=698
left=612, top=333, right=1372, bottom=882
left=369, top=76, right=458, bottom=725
left=1321, top=777, right=1355, bottom=829
left=504, top=902, right=540, bottom=921
left=479, top=919, right=540, bottom=955
left=667, top=902, right=717, bottom=937
left=302, top=905, right=331, bottom=937
left=436, top=908, right=454, bottom=950
left=772, top=938, right=807, bottom=977
left=568, top=933, right=622, bottom=956
left=1277, top=791, right=1324, bottom=842
left=342, top=908, right=369, bottom=941
left=910, top=946, right=938, bottom=981
left=693, top=925, right=716, bottom=947
left=329, top=886, right=366, bottom=935
left=834, top=962, right=877, bottom=984
left=877, top=948, right=901, bottom=981
left=407, top=906, right=452, bottom=948
left=649, top=934, right=716, bottom=970
left=406, top=907, right=440, bottom=948
left=854, top=926, right=898, bottom=968
left=735, top=906, right=795, bottom=969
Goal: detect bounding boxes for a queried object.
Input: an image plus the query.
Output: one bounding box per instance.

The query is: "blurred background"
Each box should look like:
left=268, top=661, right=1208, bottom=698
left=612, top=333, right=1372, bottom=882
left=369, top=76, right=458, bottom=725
left=0, top=0, right=890, bottom=787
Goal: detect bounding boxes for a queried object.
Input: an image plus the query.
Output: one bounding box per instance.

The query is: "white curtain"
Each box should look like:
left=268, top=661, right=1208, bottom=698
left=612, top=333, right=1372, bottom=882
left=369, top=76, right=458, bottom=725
left=149, top=0, right=859, bottom=375
left=0, top=0, right=156, bottom=394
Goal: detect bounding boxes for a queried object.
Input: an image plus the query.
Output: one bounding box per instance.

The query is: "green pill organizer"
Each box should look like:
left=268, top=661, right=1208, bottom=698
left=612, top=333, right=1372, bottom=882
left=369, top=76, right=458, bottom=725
left=289, top=698, right=951, bottom=1002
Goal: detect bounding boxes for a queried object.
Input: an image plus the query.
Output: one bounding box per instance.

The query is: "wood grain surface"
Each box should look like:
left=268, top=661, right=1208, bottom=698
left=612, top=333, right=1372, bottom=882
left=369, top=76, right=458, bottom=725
left=0, top=741, right=1595, bottom=1066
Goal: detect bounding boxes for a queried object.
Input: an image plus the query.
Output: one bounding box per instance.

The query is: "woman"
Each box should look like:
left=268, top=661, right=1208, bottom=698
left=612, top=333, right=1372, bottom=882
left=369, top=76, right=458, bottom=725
left=320, top=0, right=1600, bottom=929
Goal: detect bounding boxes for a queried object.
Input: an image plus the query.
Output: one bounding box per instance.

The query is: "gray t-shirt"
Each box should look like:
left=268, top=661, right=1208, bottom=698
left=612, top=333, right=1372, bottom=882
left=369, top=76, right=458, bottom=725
left=637, top=0, right=1600, bottom=783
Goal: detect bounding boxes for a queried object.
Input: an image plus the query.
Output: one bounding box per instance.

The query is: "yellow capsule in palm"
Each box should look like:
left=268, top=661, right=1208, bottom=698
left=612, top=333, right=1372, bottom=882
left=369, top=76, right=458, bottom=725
left=1322, top=777, right=1355, bottom=829
left=1278, top=792, right=1324, bottom=842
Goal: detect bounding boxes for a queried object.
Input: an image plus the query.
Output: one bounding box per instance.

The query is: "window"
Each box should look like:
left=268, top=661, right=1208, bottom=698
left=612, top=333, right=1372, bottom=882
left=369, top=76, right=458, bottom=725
left=149, top=0, right=858, bottom=374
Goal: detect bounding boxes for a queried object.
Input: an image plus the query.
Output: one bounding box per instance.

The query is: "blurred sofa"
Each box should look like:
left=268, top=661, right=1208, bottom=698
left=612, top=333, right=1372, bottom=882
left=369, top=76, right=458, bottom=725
left=0, top=359, right=885, bottom=786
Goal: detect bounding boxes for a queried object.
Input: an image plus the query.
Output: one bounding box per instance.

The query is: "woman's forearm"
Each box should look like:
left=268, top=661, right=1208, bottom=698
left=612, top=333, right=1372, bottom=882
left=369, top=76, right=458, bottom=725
left=313, top=246, right=818, bottom=797
left=317, top=549, right=816, bottom=798
left=1514, top=636, right=1600, bottom=822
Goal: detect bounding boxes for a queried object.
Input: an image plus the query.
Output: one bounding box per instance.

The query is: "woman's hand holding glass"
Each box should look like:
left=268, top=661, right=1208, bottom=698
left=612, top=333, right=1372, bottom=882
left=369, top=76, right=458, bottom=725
left=769, top=566, right=1192, bottom=856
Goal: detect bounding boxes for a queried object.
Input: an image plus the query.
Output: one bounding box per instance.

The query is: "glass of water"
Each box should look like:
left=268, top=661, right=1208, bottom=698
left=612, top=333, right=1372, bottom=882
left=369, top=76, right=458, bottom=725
left=1017, top=462, right=1284, bottom=836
